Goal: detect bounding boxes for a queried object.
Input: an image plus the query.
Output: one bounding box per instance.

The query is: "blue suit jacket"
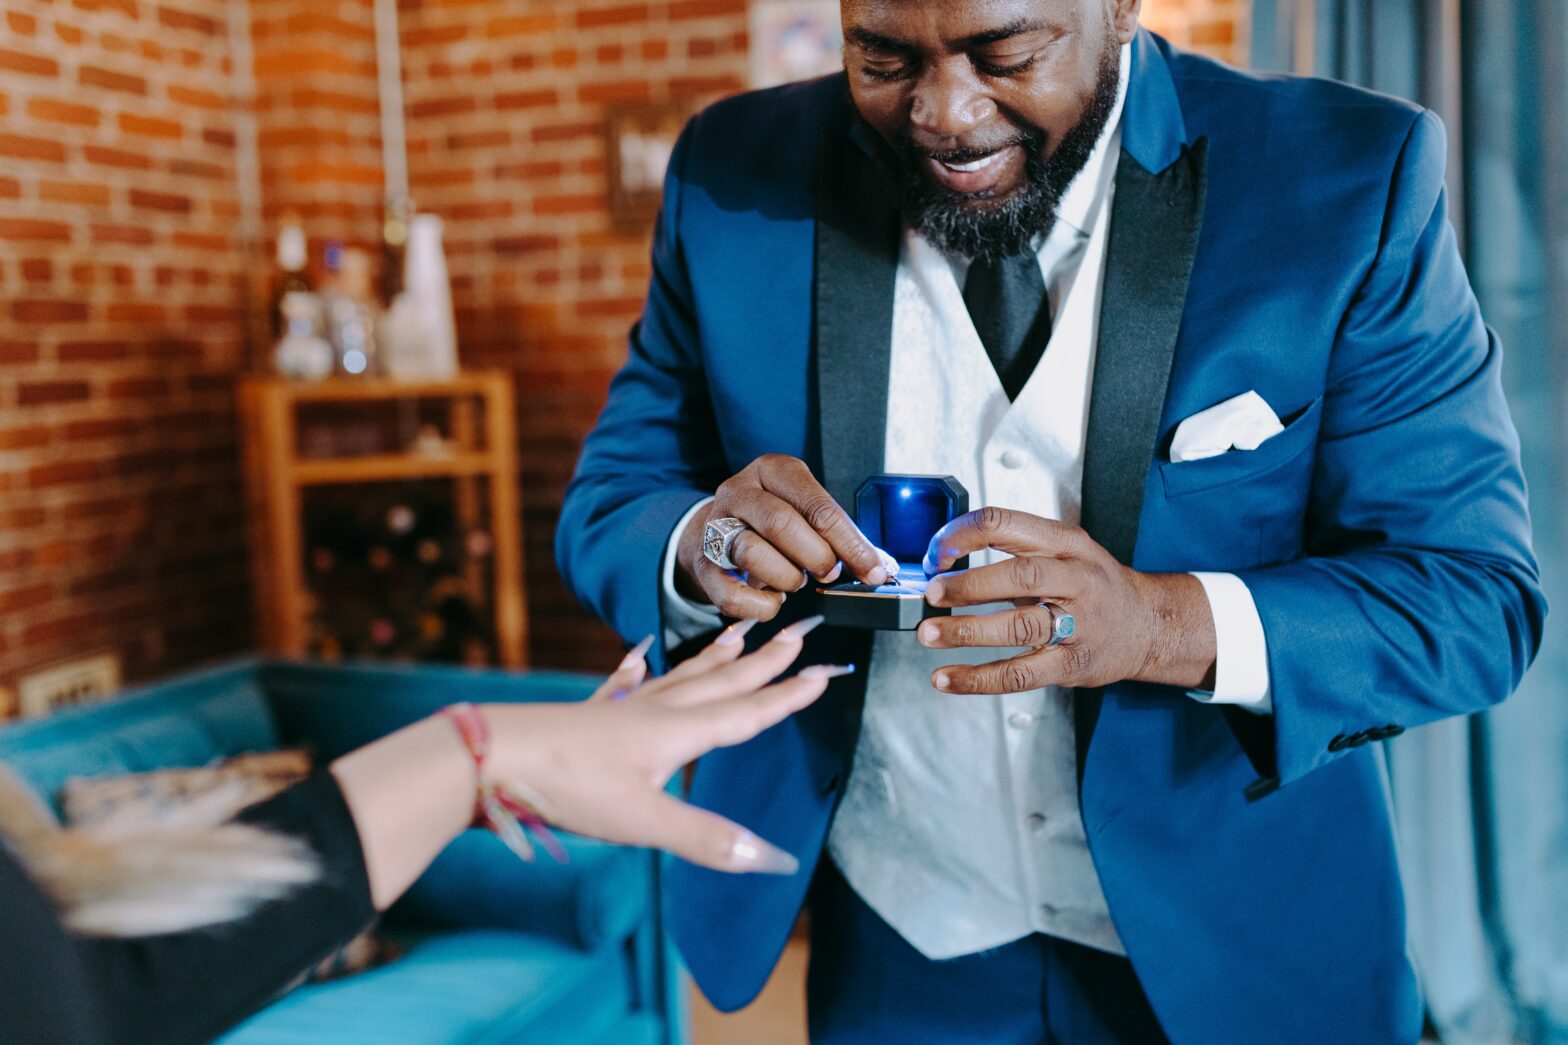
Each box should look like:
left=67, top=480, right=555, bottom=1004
left=559, top=31, right=1545, bottom=1044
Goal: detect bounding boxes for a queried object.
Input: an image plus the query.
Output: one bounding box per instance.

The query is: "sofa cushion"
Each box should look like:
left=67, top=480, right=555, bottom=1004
left=0, top=665, right=278, bottom=815
left=216, top=930, right=636, bottom=1045
left=390, top=830, right=653, bottom=953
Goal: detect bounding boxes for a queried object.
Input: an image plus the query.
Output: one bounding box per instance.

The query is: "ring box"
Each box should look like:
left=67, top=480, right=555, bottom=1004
left=813, top=474, right=968, bottom=630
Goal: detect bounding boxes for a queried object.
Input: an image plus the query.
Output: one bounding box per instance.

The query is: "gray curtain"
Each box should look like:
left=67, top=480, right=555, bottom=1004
left=1252, top=2, right=1568, bottom=1042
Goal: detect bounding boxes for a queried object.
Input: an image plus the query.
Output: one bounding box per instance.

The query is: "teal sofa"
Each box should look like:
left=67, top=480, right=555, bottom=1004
left=0, top=659, right=686, bottom=1045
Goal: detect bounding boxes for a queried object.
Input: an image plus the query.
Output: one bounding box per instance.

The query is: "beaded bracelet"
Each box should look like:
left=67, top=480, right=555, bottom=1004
left=441, top=703, right=567, bottom=864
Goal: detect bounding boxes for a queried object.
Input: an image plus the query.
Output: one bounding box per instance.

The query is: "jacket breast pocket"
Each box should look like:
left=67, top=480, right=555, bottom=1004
left=1159, top=396, right=1322, bottom=499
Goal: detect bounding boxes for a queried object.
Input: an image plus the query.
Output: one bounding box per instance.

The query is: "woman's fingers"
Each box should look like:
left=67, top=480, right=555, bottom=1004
left=635, top=792, right=799, bottom=874
left=587, top=635, right=654, bottom=701
left=636, top=620, right=755, bottom=697
left=647, top=616, right=825, bottom=708
left=669, top=669, right=844, bottom=763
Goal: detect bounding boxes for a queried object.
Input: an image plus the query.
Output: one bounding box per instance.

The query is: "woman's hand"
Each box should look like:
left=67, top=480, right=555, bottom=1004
left=486, top=615, right=845, bottom=875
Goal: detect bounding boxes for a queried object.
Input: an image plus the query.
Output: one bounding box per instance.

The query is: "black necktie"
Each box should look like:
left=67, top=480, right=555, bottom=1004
left=962, top=251, right=1052, bottom=401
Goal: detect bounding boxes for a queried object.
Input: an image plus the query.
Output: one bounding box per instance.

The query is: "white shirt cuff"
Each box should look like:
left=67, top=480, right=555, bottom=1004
left=661, top=496, right=723, bottom=646
left=1186, top=572, right=1272, bottom=715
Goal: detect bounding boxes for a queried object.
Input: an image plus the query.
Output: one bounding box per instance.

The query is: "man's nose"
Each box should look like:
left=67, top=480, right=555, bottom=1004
left=909, top=64, right=995, bottom=142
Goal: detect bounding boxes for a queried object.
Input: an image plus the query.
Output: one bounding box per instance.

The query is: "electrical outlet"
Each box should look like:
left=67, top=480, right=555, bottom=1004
left=17, top=654, right=122, bottom=719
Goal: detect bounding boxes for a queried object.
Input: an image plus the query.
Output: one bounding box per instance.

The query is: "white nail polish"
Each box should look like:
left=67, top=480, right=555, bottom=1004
left=716, top=619, right=759, bottom=646
left=731, top=832, right=799, bottom=875
left=618, top=634, right=654, bottom=670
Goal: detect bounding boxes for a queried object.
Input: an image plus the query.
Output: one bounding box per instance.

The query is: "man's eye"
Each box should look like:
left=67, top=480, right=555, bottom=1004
left=974, top=54, right=1038, bottom=77
left=860, top=57, right=917, bottom=82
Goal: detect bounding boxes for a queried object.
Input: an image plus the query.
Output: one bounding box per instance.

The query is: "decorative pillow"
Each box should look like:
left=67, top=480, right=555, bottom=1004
left=59, top=750, right=401, bottom=981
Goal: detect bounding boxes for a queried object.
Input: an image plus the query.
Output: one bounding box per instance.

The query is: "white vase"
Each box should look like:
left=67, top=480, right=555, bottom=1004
left=382, top=214, right=459, bottom=380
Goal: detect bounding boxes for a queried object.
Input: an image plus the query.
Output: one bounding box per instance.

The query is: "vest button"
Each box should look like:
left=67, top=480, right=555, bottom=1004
left=1007, top=711, right=1035, bottom=729
left=1026, top=812, right=1047, bottom=831
left=999, top=450, right=1026, bottom=469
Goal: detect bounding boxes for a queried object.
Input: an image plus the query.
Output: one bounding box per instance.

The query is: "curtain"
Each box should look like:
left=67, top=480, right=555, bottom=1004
left=1252, top=3, right=1568, bottom=1042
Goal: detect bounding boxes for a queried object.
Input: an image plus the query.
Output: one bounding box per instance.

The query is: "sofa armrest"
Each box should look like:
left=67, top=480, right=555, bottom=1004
left=257, top=661, right=602, bottom=761
left=386, top=829, right=654, bottom=953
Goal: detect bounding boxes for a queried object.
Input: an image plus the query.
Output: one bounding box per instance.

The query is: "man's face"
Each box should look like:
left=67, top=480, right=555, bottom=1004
left=843, top=0, right=1139, bottom=259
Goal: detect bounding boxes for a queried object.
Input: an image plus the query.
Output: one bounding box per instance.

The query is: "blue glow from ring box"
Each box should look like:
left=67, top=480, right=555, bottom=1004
left=856, top=477, right=961, bottom=566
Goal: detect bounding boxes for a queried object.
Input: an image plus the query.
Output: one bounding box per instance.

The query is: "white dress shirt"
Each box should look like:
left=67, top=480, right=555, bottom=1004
left=660, top=43, right=1271, bottom=960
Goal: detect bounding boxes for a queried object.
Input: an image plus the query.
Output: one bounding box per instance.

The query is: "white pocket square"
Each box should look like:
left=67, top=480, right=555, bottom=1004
left=1169, top=390, right=1285, bottom=463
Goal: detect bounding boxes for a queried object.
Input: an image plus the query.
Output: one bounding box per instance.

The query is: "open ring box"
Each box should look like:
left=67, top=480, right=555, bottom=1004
left=813, top=474, right=969, bottom=630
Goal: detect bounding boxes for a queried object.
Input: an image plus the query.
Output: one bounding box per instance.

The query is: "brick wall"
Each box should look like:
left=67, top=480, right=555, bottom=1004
left=0, top=0, right=1250, bottom=699
left=0, top=0, right=253, bottom=696
left=1141, top=0, right=1249, bottom=66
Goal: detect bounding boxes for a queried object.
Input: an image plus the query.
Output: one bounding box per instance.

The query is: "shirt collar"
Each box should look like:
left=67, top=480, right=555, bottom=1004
left=1053, top=40, right=1132, bottom=240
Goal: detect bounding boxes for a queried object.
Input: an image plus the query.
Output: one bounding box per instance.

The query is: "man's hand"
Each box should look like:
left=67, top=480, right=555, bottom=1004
left=676, top=455, right=890, bottom=621
left=917, top=508, right=1218, bottom=695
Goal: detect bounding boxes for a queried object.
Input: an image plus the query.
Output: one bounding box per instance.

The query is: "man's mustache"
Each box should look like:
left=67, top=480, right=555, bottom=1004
left=899, top=131, right=1043, bottom=167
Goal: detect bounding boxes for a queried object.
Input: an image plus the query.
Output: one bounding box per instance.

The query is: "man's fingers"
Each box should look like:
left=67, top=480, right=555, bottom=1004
left=634, top=793, right=799, bottom=875
left=694, top=554, right=786, bottom=621
left=925, top=556, right=1077, bottom=608
left=755, top=457, right=887, bottom=585
left=930, top=645, right=1090, bottom=695
left=729, top=529, right=809, bottom=592
left=722, top=486, right=840, bottom=580
left=916, top=605, right=1059, bottom=649
left=923, top=508, right=1084, bottom=575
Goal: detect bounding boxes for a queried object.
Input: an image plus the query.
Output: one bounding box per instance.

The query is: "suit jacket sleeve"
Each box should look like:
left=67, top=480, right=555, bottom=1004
left=1232, top=109, right=1547, bottom=786
left=556, top=116, right=729, bottom=664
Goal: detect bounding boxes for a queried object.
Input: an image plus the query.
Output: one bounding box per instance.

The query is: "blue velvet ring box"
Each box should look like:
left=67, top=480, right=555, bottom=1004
left=813, top=474, right=968, bottom=630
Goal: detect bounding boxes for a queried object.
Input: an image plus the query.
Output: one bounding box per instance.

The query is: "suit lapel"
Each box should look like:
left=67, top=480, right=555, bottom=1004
left=1075, top=138, right=1209, bottom=775
left=813, top=129, right=900, bottom=508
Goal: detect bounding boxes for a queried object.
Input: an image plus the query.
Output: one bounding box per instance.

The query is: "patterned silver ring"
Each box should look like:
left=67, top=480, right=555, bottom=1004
left=702, top=517, right=749, bottom=571
left=1040, top=603, right=1075, bottom=647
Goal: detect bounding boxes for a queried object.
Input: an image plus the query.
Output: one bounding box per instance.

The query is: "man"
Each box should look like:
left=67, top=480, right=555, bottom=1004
left=558, top=1, right=1546, bottom=1041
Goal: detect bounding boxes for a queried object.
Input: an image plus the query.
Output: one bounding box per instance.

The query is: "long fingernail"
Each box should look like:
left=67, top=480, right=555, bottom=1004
left=777, top=614, right=826, bottom=641
left=716, top=619, right=759, bottom=646
left=800, top=663, right=856, bottom=680
left=731, top=832, right=799, bottom=875
left=618, top=634, right=654, bottom=670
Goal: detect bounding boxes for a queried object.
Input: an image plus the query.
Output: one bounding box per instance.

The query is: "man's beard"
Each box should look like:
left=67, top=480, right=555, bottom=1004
left=871, top=43, right=1122, bottom=261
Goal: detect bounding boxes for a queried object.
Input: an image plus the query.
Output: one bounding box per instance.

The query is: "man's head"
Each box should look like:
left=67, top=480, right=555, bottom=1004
left=843, top=0, right=1140, bottom=259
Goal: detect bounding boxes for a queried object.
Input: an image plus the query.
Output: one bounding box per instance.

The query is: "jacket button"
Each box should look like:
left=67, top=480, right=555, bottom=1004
left=1328, top=734, right=1350, bottom=752
left=1373, top=724, right=1405, bottom=740
left=1349, top=731, right=1372, bottom=747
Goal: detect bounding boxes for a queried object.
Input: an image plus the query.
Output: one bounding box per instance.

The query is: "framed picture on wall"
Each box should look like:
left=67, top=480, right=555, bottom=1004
left=605, top=100, right=698, bottom=234
left=748, top=0, right=843, bottom=89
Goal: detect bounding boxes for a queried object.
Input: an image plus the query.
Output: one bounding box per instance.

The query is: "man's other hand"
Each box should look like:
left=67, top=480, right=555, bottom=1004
left=676, top=455, right=890, bottom=621
left=918, top=508, right=1219, bottom=695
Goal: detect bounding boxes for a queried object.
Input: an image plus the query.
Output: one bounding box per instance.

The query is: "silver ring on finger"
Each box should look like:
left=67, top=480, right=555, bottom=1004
left=703, top=516, right=749, bottom=571
left=1039, top=602, right=1075, bottom=647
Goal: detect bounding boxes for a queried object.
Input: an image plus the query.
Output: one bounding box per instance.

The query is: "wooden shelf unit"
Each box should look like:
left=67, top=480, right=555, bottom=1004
left=238, top=371, right=528, bottom=669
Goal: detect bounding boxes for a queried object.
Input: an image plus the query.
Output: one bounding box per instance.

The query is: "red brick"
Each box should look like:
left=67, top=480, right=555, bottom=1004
left=40, top=180, right=113, bottom=205
left=0, top=48, right=58, bottom=77
left=484, top=13, right=556, bottom=37
left=26, top=97, right=101, bottom=126
left=0, top=426, right=51, bottom=451
left=6, top=11, right=38, bottom=34
left=495, top=88, right=558, bottom=110
left=17, top=378, right=92, bottom=403
left=84, top=144, right=153, bottom=170
left=0, top=177, right=17, bottom=199
left=91, top=223, right=156, bottom=245
left=0, top=219, right=72, bottom=242
left=0, top=133, right=67, bottom=163
left=106, top=302, right=167, bottom=323
left=118, top=112, right=183, bottom=139
left=12, top=301, right=90, bottom=325
left=0, top=586, right=55, bottom=615
left=157, top=4, right=219, bottom=34
left=167, top=84, right=226, bottom=109
left=129, top=188, right=192, bottom=213
left=576, top=5, right=649, bottom=28
left=28, top=460, right=102, bottom=488
left=79, top=64, right=148, bottom=94
left=20, top=258, right=52, bottom=282
left=533, top=194, right=604, bottom=215
left=57, top=340, right=132, bottom=363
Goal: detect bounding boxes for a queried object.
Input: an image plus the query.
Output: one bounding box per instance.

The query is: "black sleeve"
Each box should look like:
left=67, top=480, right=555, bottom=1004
left=0, top=770, right=377, bottom=1045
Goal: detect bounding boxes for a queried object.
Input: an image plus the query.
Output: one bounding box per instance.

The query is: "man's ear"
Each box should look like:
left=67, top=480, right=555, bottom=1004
left=1113, top=0, right=1141, bottom=44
